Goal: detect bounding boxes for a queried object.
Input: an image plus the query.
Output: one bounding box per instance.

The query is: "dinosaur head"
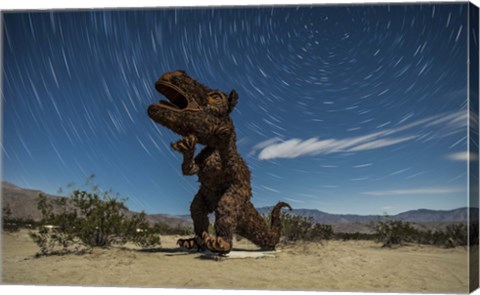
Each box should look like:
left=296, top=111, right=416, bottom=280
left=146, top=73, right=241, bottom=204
left=147, top=70, right=239, bottom=146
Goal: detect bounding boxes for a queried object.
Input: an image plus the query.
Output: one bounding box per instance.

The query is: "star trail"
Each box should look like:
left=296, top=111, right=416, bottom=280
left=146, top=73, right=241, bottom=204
left=2, top=3, right=471, bottom=215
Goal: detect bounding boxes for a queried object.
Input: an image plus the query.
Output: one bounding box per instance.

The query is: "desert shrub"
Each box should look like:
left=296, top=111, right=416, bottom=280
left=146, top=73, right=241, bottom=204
left=2, top=205, right=19, bottom=233
left=335, top=232, right=376, bottom=241
left=2, top=205, right=36, bottom=233
left=123, top=212, right=162, bottom=249
left=277, top=213, right=333, bottom=242
left=407, top=224, right=469, bottom=248
left=372, top=218, right=418, bottom=247
left=30, top=225, right=90, bottom=256
left=30, top=181, right=161, bottom=256
left=371, top=217, right=471, bottom=248
left=444, top=223, right=468, bottom=247
left=68, top=189, right=130, bottom=247
left=152, top=221, right=193, bottom=236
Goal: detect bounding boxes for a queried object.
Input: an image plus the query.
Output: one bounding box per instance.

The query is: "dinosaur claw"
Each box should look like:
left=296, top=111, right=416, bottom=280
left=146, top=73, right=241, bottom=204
left=177, top=237, right=198, bottom=250
left=172, top=135, right=197, bottom=153
left=202, top=232, right=232, bottom=254
left=171, top=142, right=181, bottom=151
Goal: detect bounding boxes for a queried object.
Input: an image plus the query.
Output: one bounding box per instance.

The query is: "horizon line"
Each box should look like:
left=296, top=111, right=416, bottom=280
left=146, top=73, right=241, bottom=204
left=1, top=180, right=474, bottom=217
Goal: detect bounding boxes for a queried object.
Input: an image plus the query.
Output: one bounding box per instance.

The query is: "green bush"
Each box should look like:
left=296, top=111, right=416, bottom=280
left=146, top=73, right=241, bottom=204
left=371, top=217, right=469, bottom=248
left=151, top=221, right=193, bottom=236
left=335, top=232, right=376, bottom=241
left=276, top=212, right=333, bottom=242
left=30, top=182, right=161, bottom=256
left=2, top=205, right=36, bottom=233
left=372, top=218, right=418, bottom=247
left=444, top=223, right=468, bottom=247
left=121, top=211, right=162, bottom=249
left=2, top=205, right=19, bottom=233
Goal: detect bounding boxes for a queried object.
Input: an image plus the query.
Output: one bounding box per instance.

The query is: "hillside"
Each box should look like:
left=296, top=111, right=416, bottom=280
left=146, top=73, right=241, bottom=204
left=1, top=181, right=192, bottom=229
left=1, top=181, right=58, bottom=221
left=2, top=181, right=476, bottom=233
left=256, top=205, right=476, bottom=233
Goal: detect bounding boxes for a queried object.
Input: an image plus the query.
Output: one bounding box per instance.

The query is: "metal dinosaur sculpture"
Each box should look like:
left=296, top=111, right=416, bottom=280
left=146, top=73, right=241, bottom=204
left=147, top=70, right=291, bottom=254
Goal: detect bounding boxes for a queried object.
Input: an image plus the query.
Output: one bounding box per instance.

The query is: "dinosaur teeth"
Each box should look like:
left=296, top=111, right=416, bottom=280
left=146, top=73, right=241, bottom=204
left=159, top=100, right=178, bottom=109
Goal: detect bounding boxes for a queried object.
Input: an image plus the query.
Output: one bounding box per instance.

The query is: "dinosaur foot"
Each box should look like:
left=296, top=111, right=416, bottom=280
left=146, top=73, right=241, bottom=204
left=176, top=236, right=204, bottom=251
left=202, top=232, right=232, bottom=254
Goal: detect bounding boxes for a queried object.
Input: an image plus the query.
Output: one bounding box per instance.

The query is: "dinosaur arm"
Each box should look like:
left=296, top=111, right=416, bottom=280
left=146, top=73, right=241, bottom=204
left=181, top=150, right=199, bottom=175
left=171, top=135, right=199, bottom=175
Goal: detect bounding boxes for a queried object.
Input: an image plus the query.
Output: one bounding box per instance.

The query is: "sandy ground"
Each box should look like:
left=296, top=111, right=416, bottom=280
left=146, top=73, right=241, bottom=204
left=1, top=230, right=469, bottom=293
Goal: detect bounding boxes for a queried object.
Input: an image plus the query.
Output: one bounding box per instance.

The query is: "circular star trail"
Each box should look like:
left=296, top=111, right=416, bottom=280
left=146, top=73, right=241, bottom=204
left=2, top=3, right=470, bottom=214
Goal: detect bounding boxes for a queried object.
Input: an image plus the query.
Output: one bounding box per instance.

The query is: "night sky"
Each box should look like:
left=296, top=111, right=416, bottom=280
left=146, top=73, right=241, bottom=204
left=2, top=3, right=471, bottom=215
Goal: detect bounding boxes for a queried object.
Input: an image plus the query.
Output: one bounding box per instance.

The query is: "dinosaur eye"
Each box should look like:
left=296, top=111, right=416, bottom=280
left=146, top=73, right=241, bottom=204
left=209, top=92, right=223, bottom=100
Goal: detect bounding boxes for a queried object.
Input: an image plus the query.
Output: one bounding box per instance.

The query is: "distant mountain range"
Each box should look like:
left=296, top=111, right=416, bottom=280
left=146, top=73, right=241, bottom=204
left=2, top=181, right=477, bottom=233
left=1, top=181, right=192, bottom=229
left=257, top=206, right=477, bottom=233
left=257, top=206, right=475, bottom=224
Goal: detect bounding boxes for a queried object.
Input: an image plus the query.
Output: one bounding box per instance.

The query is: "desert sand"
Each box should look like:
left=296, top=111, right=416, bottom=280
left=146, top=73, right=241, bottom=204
left=1, top=230, right=469, bottom=293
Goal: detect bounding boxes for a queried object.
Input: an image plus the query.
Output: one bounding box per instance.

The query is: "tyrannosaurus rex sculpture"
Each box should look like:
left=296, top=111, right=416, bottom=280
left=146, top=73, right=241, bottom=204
left=147, top=70, right=291, bottom=254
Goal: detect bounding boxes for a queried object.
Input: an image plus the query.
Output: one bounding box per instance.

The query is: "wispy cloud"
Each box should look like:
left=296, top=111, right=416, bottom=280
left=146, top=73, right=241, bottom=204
left=446, top=151, right=479, bottom=161
left=254, top=110, right=467, bottom=160
left=348, top=136, right=416, bottom=152
left=353, top=163, right=373, bottom=168
left=362, top=187, right=463, bottom=196
left=248, top=137, right=281, bottom=157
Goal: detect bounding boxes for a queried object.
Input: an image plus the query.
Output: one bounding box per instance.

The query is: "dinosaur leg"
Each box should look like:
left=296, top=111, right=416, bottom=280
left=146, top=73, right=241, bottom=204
left=202, top=192, right=242, bottom=254
left=177, top=191, right=209, bottom=251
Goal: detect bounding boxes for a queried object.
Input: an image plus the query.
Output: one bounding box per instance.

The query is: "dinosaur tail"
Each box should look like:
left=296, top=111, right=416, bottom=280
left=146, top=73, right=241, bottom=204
left=237, top=201, right=292, bottom=250
left=268, top=201, right=292, bottom=247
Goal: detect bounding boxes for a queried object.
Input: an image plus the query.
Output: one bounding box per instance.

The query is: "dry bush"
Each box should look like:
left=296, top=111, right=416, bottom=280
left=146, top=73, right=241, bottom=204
left=266, top=212, right=333, bottom=243
left=30, top=179, right=161, bottom=256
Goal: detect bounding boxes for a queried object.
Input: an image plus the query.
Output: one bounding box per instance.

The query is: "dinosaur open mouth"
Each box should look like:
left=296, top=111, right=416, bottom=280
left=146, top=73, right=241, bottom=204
left=155, top=81, right=189, bottom=111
